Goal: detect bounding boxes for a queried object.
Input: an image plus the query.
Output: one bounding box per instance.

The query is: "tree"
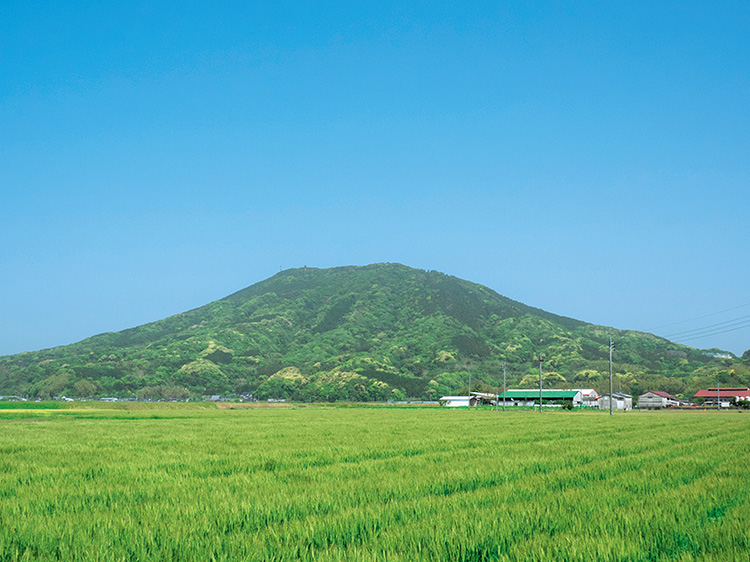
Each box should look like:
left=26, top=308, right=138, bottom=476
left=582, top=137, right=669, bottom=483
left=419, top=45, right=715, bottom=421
left=574, top=370, right=604, bottom=382
left=73, top=379, right=98, bottom=398
left=175, top=360, right=229, bottom=393
left=33, top=372, right=72, bottom=399
left=518, top=372, right=566, bottom=387
left=136, top=385, right=190, bottom=401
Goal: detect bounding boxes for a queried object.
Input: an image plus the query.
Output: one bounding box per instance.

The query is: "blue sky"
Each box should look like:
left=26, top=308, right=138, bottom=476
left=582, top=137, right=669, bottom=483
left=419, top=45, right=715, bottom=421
left=1, top=1, right=748, bottom=356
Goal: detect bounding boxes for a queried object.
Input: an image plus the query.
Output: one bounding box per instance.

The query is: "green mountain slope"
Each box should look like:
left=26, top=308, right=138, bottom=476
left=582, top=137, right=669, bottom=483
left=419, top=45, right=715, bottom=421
left=1, top=264, right=747, bottom=400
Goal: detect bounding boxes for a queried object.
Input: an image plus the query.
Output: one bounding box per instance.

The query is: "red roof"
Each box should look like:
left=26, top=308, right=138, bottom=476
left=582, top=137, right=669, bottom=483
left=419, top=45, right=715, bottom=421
left=694, top=387, right=750, bottom=398
left=648, top=391, right=677, bottom=399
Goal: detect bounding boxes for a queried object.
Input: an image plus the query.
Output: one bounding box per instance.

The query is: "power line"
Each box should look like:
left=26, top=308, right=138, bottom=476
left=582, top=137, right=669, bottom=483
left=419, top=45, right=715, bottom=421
left=650, top=302, right=750, bottom=331
left=665, top=315, right=750, bottom=338
left=677, top=320, right=750, bottom=343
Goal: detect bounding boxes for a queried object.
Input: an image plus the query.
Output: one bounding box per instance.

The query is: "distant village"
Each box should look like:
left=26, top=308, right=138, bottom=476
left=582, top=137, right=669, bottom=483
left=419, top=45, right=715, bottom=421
left=439, top=387, right=750, bottom=410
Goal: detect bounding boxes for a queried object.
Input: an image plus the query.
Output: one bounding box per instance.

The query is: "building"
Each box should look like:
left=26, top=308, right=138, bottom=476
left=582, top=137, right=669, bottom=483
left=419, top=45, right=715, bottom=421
left=638, top=391, right=679, bottom=410
left=597, top=393, right=633, bottom=411
left=438, top=396, right=478, bottom=407
left=470, top=391, right=501, bottom=405
left=498, top=389, right=583, bottom=407
left=577, top=388, right=599, bottom=407
left=693, top=387, right=750, bottom=407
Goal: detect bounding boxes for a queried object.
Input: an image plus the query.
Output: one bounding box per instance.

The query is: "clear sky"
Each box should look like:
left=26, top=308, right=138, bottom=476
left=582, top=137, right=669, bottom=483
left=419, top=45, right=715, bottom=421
left=1, top=1, right=748, bottom=357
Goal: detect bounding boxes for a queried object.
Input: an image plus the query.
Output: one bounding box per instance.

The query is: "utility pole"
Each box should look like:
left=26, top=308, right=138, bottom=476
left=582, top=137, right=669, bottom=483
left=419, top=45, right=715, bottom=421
left=609, top=337, right=614, bottom=416
left=538, top=354, right=544, bottom=413
left=495, top=378, right=498, bottom=412
left=502, top=362, right=506, bottom=412
left=467, top=366, right=472, bottom=410
left=717, top=381, right=720, bottom=411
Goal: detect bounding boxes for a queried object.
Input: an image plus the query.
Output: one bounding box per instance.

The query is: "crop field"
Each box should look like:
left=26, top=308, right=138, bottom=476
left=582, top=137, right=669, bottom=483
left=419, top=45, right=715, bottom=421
left=1, top=406, right=748, bottom=561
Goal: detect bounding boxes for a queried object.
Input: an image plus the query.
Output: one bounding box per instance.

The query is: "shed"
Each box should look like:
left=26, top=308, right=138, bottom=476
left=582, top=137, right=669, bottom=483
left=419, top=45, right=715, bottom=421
left=470, top=391, right=500, bottom=405
left=438, top=396, right=478, bottom=407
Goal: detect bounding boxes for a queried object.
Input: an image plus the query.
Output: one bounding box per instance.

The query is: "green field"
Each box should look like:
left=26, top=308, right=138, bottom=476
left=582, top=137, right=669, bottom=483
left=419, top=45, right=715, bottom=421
left=1, top=406, right=748, bottom=561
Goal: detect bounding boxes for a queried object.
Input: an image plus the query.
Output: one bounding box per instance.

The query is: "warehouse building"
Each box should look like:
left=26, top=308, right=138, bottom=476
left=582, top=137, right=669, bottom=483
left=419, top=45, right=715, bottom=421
left=498, top=389, right=583, bottom=407
left=597, top=393, right=633, bottom=411
left=693, top=387, right=750, bottom=407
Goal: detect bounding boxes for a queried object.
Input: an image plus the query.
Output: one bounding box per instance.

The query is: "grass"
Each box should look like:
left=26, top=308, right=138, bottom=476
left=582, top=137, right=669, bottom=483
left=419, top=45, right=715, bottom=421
left=1, top=407, right=748, bottom=561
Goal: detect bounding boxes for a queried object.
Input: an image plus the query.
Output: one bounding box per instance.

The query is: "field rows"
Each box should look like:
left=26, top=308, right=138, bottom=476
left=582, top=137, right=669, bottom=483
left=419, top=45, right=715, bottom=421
left=1, top=408, right=748, bottom=561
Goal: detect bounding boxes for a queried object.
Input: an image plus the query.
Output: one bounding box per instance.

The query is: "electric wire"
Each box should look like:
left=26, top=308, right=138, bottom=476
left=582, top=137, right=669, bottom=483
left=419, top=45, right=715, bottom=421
left=667, top=320, right=750, bottom=341
left=664, top=315, right=750, bottom=338
left=650, top=302, right=750, bottom=331
left=678, top=320, right=750, bottom=342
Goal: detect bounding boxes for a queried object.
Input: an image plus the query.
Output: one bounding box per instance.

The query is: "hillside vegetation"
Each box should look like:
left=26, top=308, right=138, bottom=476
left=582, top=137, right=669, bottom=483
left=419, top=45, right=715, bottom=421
left=1, top=264, right=747, bottom=400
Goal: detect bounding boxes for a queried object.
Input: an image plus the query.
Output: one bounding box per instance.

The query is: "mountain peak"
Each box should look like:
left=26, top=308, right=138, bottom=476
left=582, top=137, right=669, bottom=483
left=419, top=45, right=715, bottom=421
left=1, top=264, right=745, bottom=400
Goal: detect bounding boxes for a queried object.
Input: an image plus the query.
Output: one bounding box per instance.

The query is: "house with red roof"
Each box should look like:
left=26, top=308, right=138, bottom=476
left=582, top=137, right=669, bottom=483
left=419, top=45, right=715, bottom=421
left=638, top=391, right=679, bottom=410
left=693, top=387, right=750, bottom=407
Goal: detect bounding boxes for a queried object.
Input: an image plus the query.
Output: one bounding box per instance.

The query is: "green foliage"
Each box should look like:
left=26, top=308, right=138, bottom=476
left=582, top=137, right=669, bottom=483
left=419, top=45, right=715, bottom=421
left=134, top=385, right=191, bottom=401
left=518, top=371, right=567, bottom=387
left=0, top=264, right=744, bottom=400
left=73, top=379, right=98, bottom=398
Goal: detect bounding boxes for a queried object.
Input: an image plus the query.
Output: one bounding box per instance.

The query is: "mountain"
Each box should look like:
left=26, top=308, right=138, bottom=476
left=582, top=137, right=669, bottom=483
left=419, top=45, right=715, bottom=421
left=1, top=264, right=747, bottom=401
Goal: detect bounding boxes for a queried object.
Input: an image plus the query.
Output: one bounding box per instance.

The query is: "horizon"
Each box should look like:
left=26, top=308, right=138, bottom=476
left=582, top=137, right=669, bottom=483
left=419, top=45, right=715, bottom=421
left=1, top=2, right=748, bottom=357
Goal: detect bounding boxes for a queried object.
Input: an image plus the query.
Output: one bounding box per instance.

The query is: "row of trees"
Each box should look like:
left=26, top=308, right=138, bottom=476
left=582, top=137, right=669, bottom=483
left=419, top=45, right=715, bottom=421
left=22, top=354, right=750, bottom=402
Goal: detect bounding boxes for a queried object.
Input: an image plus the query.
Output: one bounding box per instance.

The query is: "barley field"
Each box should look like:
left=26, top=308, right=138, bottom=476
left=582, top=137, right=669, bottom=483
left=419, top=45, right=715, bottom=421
left=1, top=406, right=748, bottom=561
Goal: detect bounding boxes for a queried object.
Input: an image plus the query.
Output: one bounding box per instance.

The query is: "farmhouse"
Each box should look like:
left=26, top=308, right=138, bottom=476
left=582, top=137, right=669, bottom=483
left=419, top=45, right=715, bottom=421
left=577, top=388, right=599, bottom=407
left=638, top=391, right=679, bottom=410
left=597, top=393, right=633, bottom=411
left=693, top=387, right=750, bottom=407
left=498, top=389, right=583, bottom=407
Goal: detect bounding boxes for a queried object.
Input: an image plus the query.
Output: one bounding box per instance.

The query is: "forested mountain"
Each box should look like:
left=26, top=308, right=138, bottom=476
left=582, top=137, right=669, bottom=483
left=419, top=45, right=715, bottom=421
left=1, top=264, right=747, bottom=401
